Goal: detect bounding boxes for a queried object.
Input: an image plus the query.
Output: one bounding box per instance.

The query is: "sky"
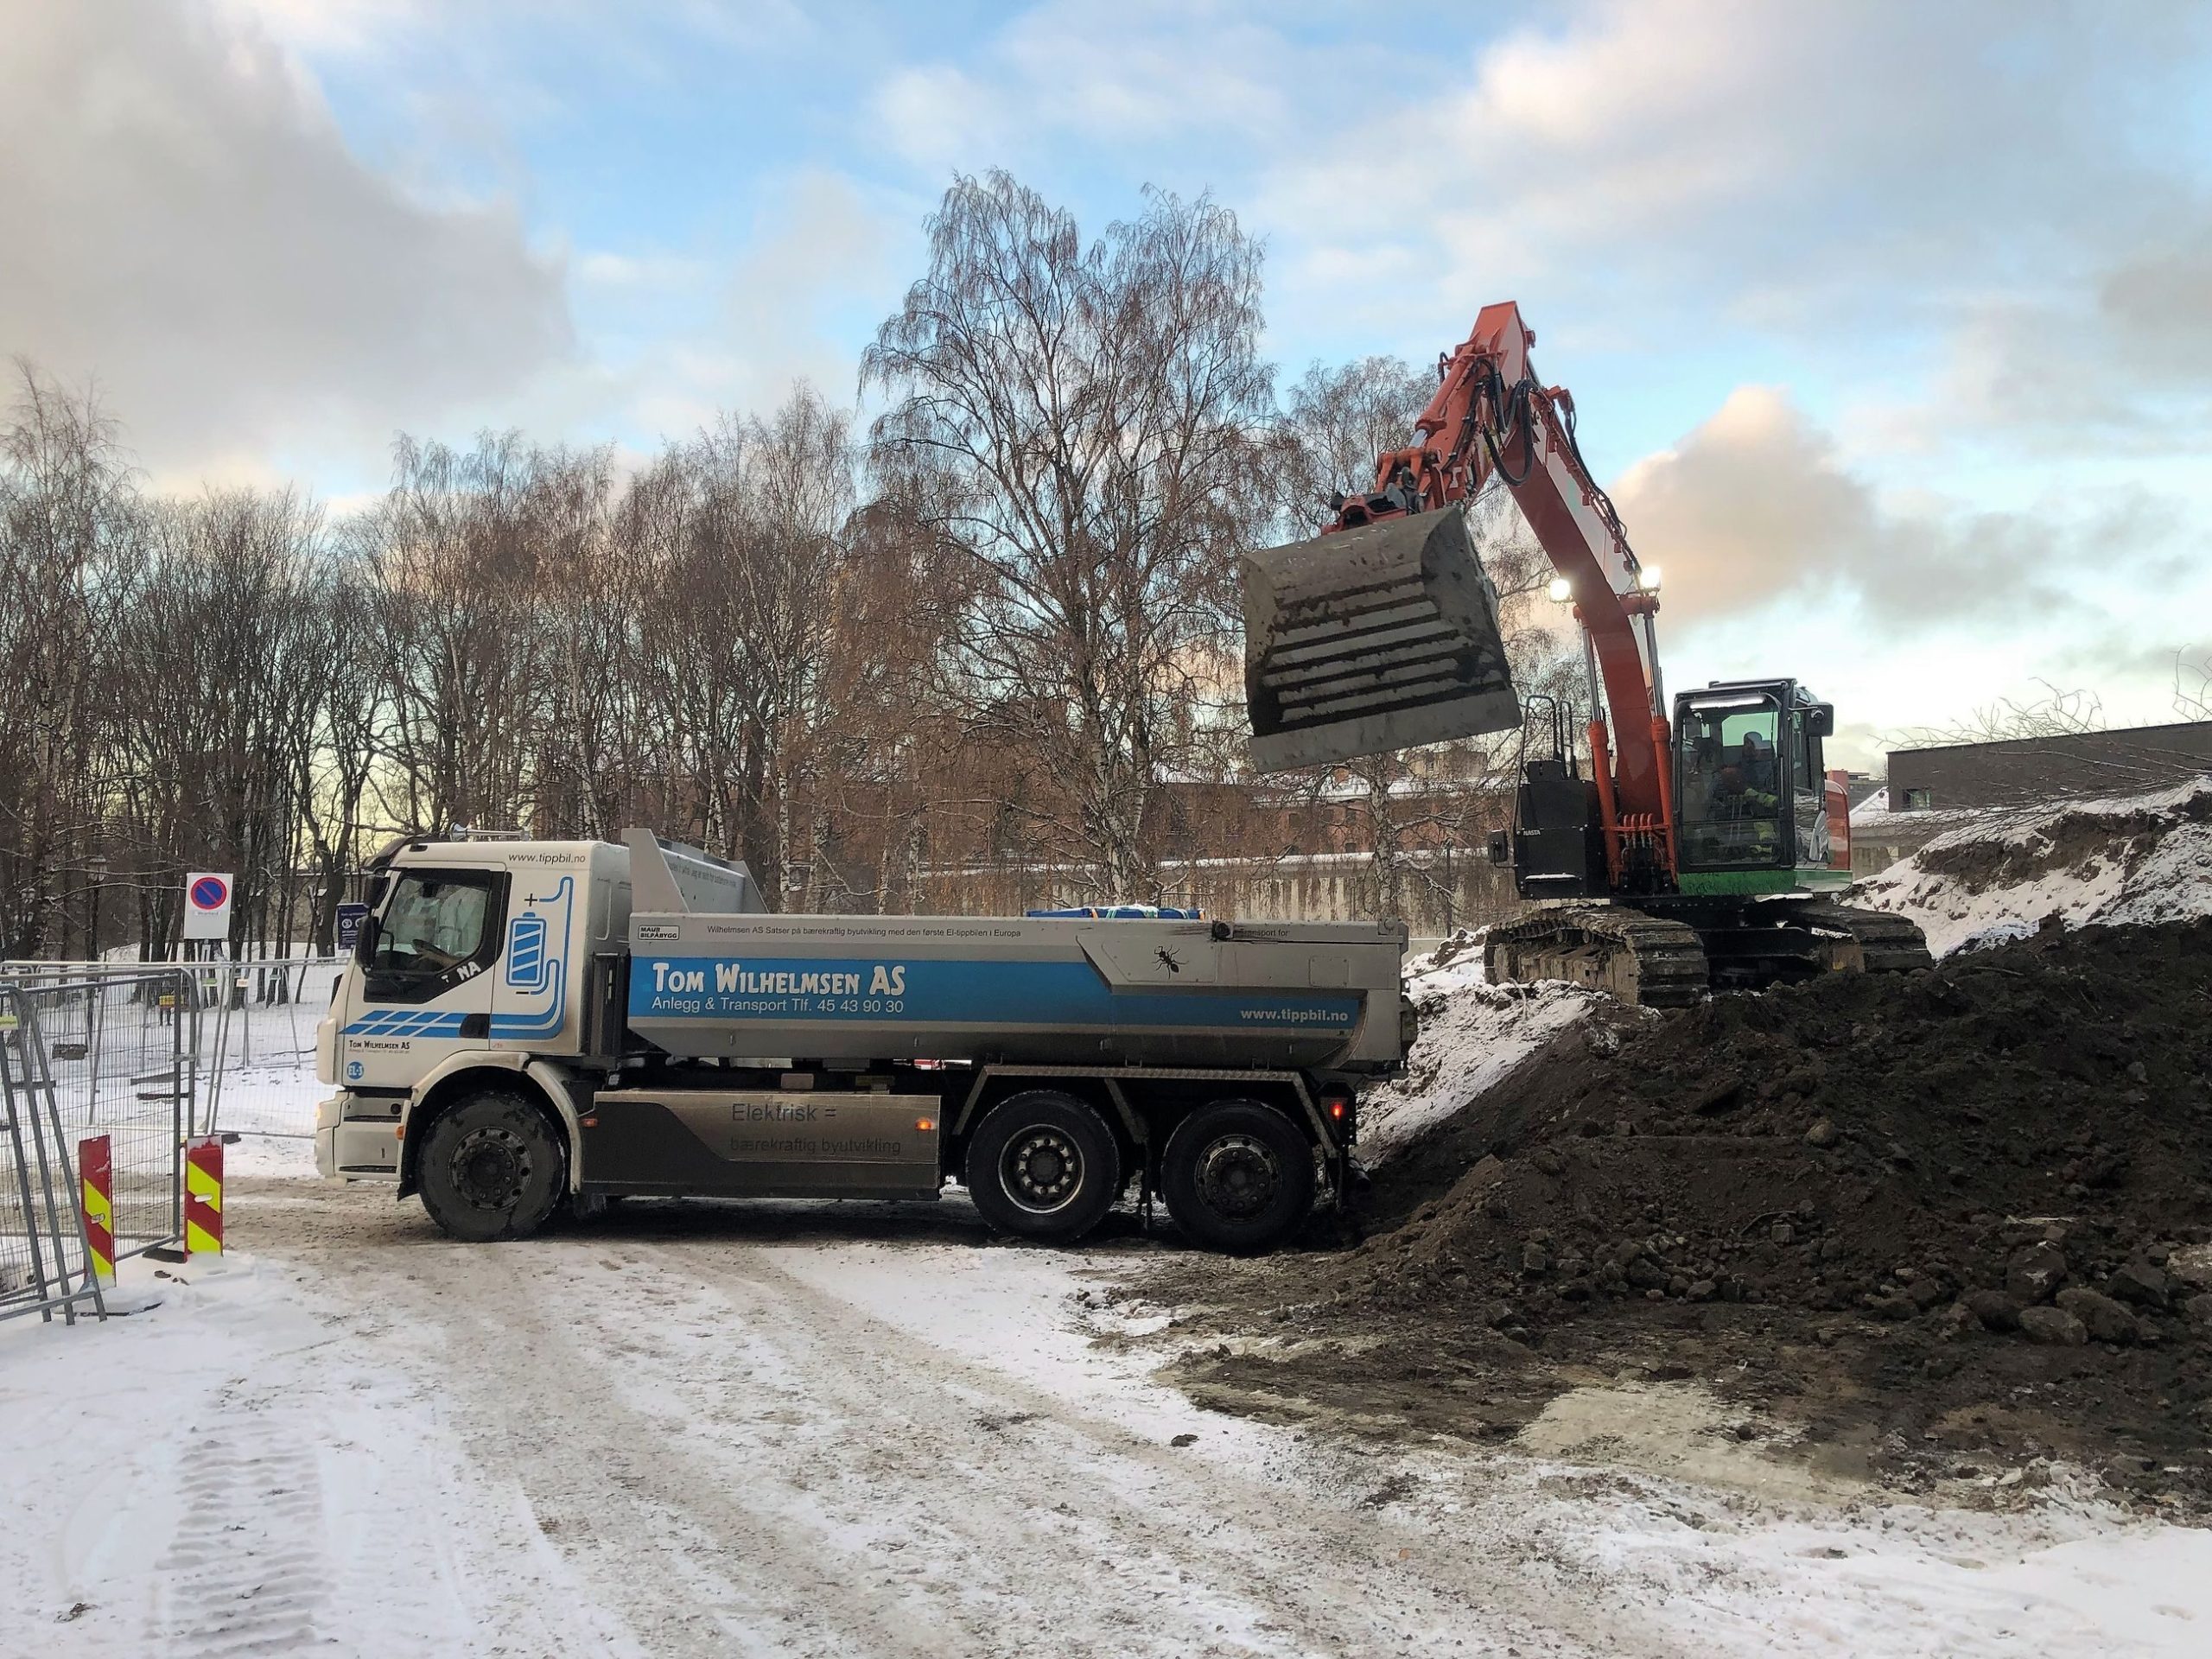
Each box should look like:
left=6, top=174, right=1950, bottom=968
left=4, top=0, right=2209, bottom=771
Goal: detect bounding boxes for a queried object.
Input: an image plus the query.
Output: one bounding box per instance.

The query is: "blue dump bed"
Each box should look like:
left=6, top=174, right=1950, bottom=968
left=624, top=911, right=1408, bottom=1074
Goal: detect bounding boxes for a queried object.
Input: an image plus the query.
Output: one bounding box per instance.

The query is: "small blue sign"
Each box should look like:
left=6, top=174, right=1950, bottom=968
left=335, top=902, right=370, bottom=953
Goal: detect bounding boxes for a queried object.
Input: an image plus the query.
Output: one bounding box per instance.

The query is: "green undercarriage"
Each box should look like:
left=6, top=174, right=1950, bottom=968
left=1675, top=866, right=1853, bottom=897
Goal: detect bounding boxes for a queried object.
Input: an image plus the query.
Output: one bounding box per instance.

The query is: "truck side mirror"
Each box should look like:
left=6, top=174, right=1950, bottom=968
left=1486, top=829, right=1512, bottom=867
left=353, top=915, right=379, bottom=967
left=1806, top=704, right=1835, bottom=738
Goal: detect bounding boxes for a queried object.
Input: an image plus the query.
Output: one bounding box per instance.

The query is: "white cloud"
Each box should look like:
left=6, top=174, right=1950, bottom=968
left=0, top=1, right=571, bottom=474
left=1611, top=385, right=2186, bottom=632
left=500, top=170, right=898, bottom=450
left=1247, top=2, right=2212, bottom=423
left=868, top=0, right=1303, bottom=175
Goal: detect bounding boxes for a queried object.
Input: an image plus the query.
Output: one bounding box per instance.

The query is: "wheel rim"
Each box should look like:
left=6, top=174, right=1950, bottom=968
left=450, top=1125, right=531, bottom=1210
left=1194, top=1133, right=1281, bottom=1221
left=1001, top=1126, right=1084, bottom=1215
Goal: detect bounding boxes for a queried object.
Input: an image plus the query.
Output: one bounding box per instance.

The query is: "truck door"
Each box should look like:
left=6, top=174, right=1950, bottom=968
left=336, top=868, right=506, bottom=1090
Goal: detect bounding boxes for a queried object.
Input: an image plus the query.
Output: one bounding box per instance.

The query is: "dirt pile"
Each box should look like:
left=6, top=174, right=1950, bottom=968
left=1139, top=920, right=2212, bottom=1509
left=1855, top=780, right=2212, bottom=955
left=1341, top=919, right=2212, bottom=1350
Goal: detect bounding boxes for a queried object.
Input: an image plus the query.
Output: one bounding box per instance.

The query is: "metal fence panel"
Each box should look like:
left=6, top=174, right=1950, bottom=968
left=4, top=957, right=338, bottom=1143
left=0, top=985, right=110, bottom=1323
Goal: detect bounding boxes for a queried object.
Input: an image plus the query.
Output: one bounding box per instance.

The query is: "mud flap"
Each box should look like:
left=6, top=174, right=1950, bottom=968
left=1243, top=509, right=1521, bottom=771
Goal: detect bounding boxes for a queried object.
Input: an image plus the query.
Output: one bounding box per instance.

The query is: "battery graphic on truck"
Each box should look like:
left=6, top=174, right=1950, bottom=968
left=493, top=877, right=571, bottom=1039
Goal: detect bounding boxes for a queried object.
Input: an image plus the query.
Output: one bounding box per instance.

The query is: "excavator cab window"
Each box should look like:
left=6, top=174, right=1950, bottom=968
left=1675, top=692, right=1787, bottom=871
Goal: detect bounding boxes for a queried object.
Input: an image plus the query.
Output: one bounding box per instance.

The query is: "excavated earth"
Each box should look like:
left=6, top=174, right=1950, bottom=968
left=1128, top=919, right=2212, bottom=1512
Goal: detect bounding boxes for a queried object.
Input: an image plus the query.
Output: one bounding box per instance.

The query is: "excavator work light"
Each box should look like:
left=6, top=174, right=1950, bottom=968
left=1637, top=566, right=1662, bottom=593
left=1546, top=576, right=1573, bottom=603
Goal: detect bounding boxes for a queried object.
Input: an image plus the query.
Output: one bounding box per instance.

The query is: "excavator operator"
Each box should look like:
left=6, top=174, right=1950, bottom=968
left=1707, top=760, right=1778, bottom=820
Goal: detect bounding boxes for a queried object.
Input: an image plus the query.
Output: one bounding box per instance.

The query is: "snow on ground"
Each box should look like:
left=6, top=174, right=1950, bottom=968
left=1359, top=938, right=1599, bottom=1162
left=1853, top=779, right=2212, bottom=956
left=4, top=1068, right=2210, bottom=1658
left=3, top=1142, right=2208, bottom=1656
left=207, top=1065, right=326, bottom=1177
left=0, top=1252, right=639, bottom=1658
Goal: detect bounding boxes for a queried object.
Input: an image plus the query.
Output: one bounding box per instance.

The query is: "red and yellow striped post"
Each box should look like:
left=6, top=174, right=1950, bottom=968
left=184, top=1136, right=224, bottom=1255
left=79, top=1135, right=115, bottom=1285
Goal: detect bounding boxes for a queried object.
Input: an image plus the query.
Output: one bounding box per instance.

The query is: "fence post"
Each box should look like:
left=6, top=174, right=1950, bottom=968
left=172, top=969, right=189, bottom=1234
left=79, top=1135, right=114, bottom=1286
left=185, top=1136, right=223, bottom=1255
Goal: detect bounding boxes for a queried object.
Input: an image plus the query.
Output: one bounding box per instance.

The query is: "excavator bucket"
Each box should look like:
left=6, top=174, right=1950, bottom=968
left=1242, top=509, right=1521, bottom=771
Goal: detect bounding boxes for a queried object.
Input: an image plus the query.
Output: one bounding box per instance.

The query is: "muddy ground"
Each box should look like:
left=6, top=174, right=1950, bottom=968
left=1125, top=920, right=2212, bottom=1514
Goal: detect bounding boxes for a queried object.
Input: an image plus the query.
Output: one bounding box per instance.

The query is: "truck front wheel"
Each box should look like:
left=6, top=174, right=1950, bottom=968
left=1161, top=1101, right=1313, bottom=1255
left=416, top=1090, right=567, bottom=1243
left=964, top=1091, right=1121, bottom=1243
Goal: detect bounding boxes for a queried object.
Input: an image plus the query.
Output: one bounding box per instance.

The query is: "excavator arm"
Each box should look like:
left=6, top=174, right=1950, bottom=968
left=1243, top=301, right=1678, bottom=887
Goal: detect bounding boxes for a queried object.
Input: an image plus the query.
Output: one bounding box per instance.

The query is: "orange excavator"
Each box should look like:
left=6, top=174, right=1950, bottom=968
left=1241, top=302, right=1929, bottom=1003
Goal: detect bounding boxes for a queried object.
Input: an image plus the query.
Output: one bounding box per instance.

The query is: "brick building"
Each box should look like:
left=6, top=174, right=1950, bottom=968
left=1885, top=721, right=2212, bottom=812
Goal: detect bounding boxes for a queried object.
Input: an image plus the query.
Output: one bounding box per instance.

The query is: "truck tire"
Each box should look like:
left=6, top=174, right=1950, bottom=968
left=416, top=1090, right=567, bottom=1243
left=964, top=1090, right=1122, bottom=1243
left=1160, top=1100, right=1313, bottom=1255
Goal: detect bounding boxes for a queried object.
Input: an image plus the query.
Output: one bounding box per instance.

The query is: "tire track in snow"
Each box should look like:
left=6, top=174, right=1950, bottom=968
left=149, top=1390, right=329, bottom=1659
left=294, top=1217, right=1686, bottom=1659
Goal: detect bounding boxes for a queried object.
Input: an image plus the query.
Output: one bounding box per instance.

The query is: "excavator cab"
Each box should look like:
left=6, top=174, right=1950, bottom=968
left=1671, top=680, right=1844, bottom=894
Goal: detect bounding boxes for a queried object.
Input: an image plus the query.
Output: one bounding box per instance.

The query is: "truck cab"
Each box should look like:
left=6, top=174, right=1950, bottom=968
left=316, top=830, right=1410, bottom=1255
left=315, top=838, right=628, bottom=1181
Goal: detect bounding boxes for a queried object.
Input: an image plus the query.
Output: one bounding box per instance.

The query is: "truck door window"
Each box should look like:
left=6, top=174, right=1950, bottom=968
left=1676, top=695, right=1783, bottom=869
left=365, top=870, right=504, bottom=1002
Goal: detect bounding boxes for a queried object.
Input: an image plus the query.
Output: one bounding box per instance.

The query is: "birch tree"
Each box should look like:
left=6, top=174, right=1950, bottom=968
left=864, top=172, right=1274, bottom=900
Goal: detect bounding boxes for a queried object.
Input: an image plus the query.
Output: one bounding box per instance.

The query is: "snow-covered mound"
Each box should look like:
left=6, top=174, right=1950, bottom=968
left=1359, top=936, right=1596, bottom=1162
left=1853, top=779, right=2212, bottom=957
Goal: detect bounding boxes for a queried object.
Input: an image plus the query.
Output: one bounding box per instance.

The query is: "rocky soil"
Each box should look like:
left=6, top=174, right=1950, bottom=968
left=1135, top=919, right=2212, bottom=1511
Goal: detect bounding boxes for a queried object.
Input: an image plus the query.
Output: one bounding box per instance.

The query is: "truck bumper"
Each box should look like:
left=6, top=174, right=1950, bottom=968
left=316, top=1092, right=401, bottom=1182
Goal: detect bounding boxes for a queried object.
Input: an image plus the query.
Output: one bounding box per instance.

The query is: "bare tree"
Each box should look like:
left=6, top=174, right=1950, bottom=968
left=358, top=433, right=553, bottom=835
left=865, top=172, right=1274, bottom=899
left=2173, top=649, right=2211, bottom=722
left=1889, top=679, right=2106, bottom=749
left=1268, top=355, right=1434, bottom=536
left=0, top=362, right=138, bottom=957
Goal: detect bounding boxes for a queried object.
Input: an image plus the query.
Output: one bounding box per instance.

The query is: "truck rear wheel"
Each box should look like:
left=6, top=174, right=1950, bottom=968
left=1161, top=1101, right=1313, bottom=1255
left=417, top=1090, right=566, bottom=1243
left=964, top=1090, right=1121, bottom=1243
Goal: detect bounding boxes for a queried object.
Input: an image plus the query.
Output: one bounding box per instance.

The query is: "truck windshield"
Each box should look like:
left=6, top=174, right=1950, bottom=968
left=372, top=872, right=496, bottom=977
left=1677, top=694, right=1783, bottom=868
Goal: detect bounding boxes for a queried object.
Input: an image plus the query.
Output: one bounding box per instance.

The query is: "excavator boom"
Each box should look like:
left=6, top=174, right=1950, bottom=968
left=1243, top=302, right=1675, bottom=882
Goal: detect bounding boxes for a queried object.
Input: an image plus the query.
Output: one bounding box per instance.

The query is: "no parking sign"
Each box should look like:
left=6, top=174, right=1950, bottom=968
left=182, top=871, right=233, bottom=941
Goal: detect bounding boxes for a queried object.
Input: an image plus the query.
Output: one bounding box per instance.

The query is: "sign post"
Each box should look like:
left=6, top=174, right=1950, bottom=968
left=181, top=872, right=233, bottom=947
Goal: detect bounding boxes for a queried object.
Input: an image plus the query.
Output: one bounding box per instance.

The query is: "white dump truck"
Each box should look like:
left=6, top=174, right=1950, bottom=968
left=315, top=830, right=1412, bottom=1253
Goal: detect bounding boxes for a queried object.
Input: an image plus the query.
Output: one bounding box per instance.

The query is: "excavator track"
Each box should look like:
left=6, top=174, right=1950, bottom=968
left=1484, top=899, right=1933, bottom=1007
left=1484, top=908, right=1711, bottom=1009
left=1794, top=901, right=1936, bottom=976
